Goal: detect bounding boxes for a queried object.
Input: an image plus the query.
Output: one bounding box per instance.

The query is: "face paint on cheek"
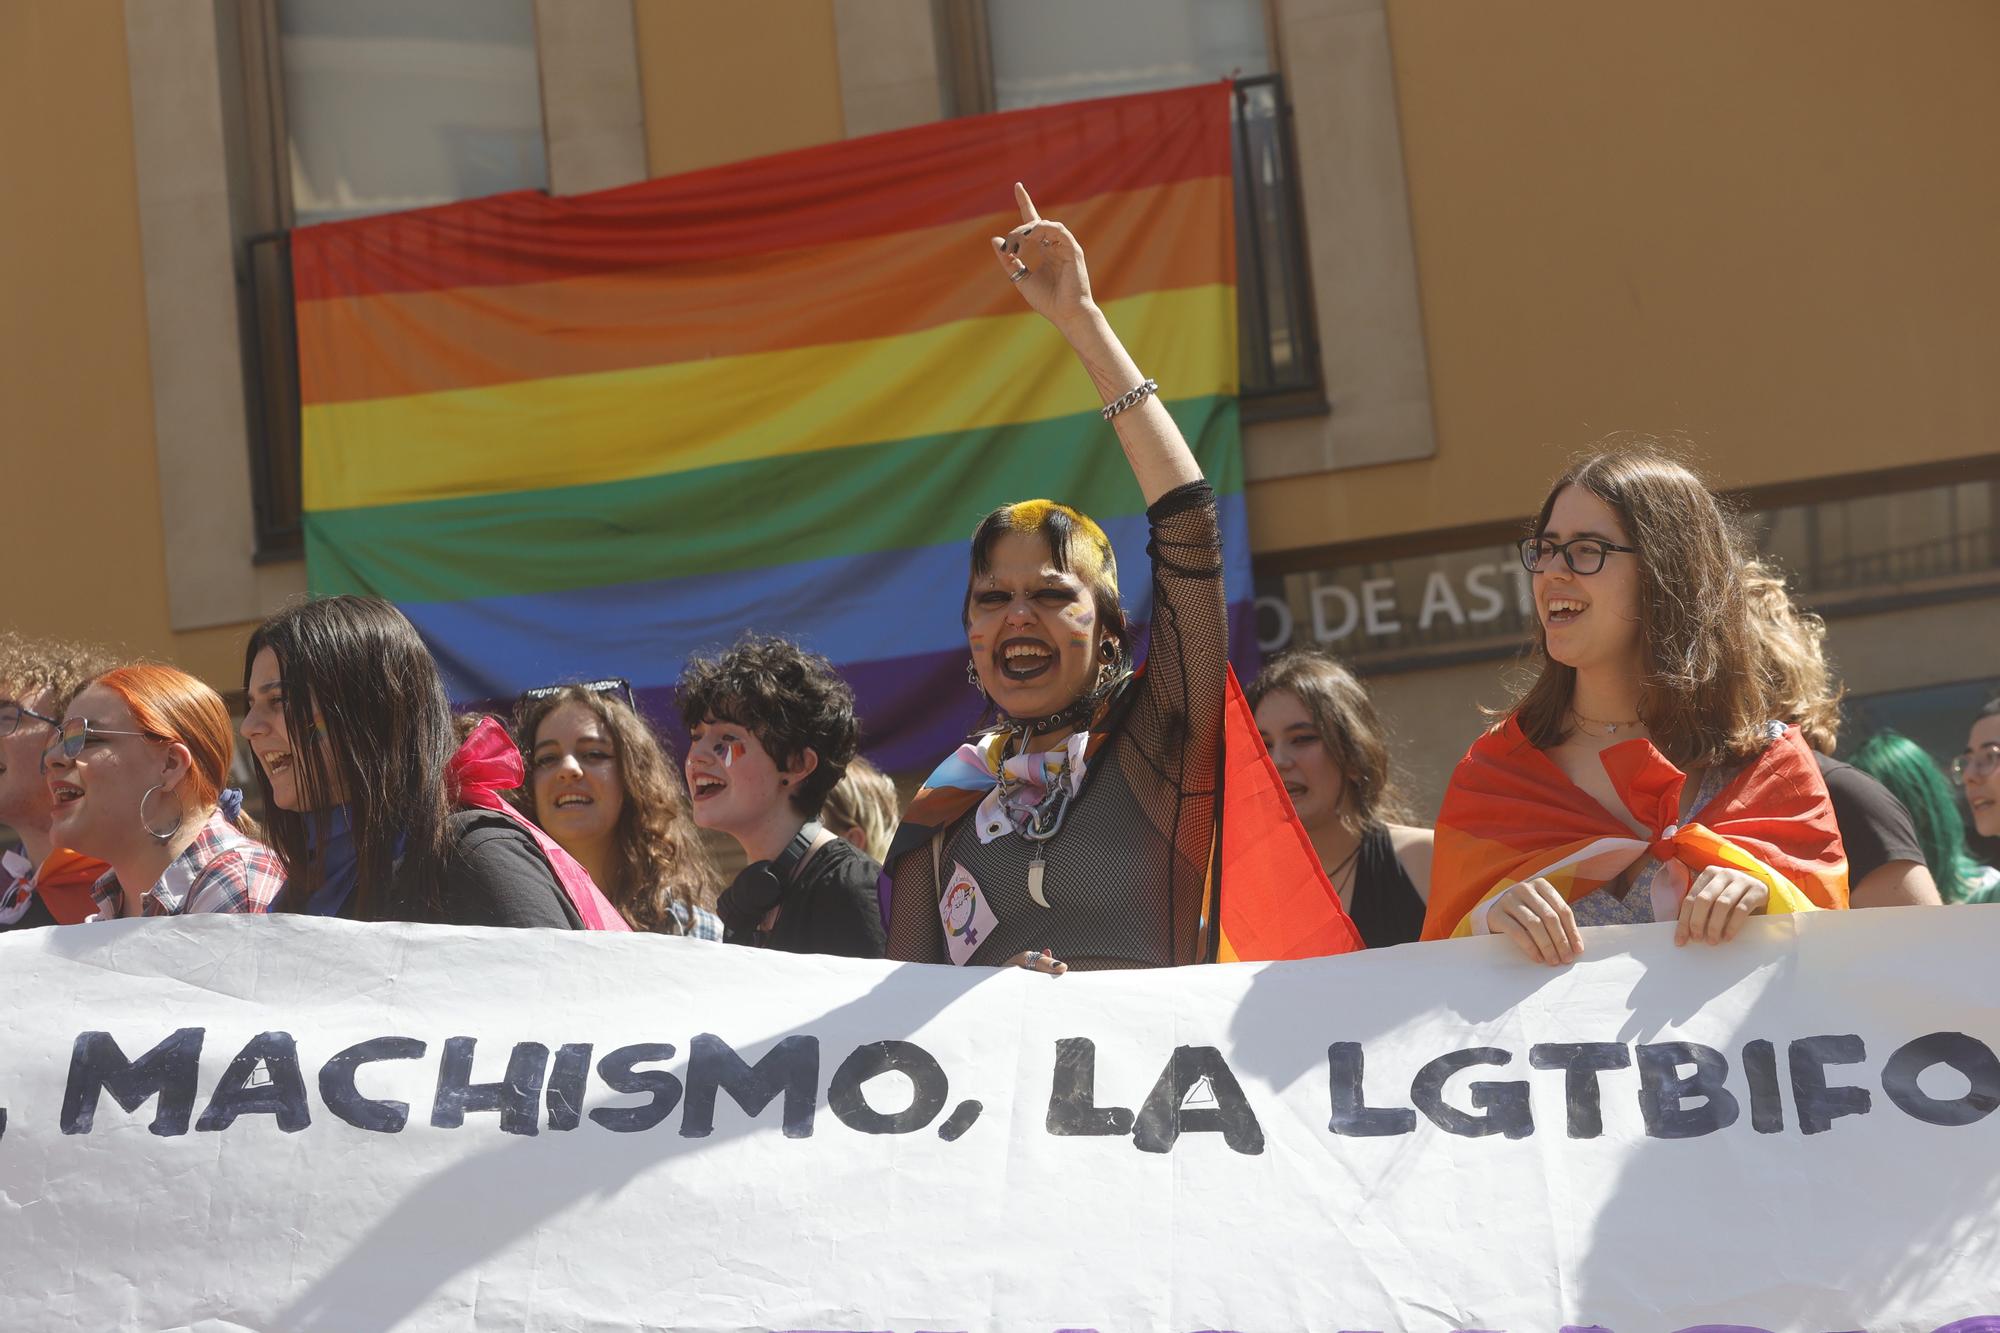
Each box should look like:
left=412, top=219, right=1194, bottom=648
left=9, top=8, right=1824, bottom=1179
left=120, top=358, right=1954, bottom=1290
left=1064, top=605, right=1095, bottom=649
left=715, top=739, right=745, bottom=769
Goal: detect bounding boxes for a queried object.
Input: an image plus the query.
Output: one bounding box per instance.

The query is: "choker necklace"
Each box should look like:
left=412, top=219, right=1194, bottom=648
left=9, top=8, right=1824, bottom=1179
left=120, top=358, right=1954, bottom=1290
left=998, top=665, right=1133, bottom=741
left=1571, top=706, right=1643, bottom=736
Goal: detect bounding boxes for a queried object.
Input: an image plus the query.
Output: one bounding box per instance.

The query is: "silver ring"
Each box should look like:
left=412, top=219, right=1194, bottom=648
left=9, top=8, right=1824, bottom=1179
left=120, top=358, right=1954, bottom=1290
left=1009, top=267, right=1031, bottom=283
left=1024, top=950, right=1044, bottom=966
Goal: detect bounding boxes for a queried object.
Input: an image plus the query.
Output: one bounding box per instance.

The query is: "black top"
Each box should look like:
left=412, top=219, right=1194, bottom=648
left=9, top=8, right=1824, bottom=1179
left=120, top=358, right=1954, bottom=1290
left=887, top=482, right=1225, bottom=970
left=1815, top=751, right=1924, bottom=888
left=729, top=835, right=887, bottom=959
left=1349, top=823, right=1426, bottom=949
left=379, top=810, right=583, bottom=929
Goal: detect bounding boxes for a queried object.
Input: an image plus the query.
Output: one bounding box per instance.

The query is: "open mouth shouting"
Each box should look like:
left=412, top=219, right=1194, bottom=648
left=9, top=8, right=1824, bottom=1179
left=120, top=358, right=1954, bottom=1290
left=552, top=790, right=594, bottom=810
left=1544, top=596, right=1587, bottom=627
left=260, top=747, right=295, bottom=779
left=998, top=637, right=1056, bottom=682
left=48, top=778, right=84, bottom=812
left=690, top=773, right=727, bottom=802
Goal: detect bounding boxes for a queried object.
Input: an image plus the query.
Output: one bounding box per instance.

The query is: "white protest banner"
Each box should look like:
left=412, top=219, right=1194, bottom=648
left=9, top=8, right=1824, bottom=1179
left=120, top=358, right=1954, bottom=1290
left=2, top=909, right=1996, bottom=1331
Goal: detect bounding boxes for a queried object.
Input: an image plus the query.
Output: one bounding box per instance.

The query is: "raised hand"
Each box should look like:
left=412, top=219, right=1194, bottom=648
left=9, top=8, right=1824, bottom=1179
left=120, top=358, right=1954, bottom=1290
left=991, top=182, right=1096, bottom=335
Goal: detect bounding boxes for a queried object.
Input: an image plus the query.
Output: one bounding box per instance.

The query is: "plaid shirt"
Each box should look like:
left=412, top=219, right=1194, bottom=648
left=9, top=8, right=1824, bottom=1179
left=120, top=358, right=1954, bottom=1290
left=90, top=811, right=286, bottom=920
left=671, top=900, right=725, bottom=941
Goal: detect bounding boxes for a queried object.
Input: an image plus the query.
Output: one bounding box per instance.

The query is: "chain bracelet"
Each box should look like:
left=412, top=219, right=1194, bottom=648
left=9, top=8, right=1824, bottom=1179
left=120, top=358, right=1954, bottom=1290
left=1099, top=377, right=1159, bottom=422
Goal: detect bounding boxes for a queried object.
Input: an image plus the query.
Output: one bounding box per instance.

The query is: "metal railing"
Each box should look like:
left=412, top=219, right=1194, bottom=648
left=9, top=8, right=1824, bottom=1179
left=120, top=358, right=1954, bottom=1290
left=1233, top=75, right=1326, bottom=414
left=241, top=229, right=303, bottom=560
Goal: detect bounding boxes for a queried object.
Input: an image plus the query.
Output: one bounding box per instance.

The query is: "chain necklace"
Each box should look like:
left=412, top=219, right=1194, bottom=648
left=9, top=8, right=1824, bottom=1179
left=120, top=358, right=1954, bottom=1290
left=1571, top=706, right=1644, bottom=737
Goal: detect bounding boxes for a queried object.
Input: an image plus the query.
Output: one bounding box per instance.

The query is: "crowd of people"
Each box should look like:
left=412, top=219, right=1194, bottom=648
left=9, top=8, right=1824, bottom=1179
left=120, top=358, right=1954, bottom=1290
left=3, top=184, right=1996, bottom=966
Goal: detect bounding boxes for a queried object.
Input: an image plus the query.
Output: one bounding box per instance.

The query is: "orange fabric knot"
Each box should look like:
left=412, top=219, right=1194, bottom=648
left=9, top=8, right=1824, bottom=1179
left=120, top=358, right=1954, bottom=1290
left=1647, top=822, right=1682, bottom=864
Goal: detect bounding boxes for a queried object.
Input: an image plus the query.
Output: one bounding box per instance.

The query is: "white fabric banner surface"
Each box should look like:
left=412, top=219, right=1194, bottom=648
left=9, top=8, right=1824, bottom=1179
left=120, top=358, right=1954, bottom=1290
left=2, top=909, right=1997, bottom=1332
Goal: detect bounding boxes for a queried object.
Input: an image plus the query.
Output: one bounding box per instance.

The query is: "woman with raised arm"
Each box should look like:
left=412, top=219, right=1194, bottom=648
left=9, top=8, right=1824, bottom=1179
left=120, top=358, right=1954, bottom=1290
left=1423, top=446, right=1849, bottom=963
left=884, top=184, right=1230, bottom=973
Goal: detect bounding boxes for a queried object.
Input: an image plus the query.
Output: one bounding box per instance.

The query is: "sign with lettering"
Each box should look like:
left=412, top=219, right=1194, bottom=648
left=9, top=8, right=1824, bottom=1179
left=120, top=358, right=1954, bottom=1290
left=2, top=911, right=1996, bottom=1330
left=1255, top=543, right=1538, bottom=659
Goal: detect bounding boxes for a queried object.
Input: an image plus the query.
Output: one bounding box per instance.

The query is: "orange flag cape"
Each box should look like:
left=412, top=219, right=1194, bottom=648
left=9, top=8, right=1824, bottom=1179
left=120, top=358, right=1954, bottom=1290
left=1422, top=717, right=1848, bottom=940
left=29, top=848, right=111, bottom=926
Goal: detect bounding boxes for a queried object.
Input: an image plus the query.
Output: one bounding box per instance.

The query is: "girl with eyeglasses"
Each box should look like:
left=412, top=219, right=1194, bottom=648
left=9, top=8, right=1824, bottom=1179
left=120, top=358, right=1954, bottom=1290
left=1953, top=699, right=2000, bottom=903
left=0, top=633, right=114, bottom=929
left=241, top=596, right=609, bottom=928
left=44, top=664, right=282, bottom=920
left=515, top=684, right=723, bottom=936
left=1425, top=446, right=1849, bottom=962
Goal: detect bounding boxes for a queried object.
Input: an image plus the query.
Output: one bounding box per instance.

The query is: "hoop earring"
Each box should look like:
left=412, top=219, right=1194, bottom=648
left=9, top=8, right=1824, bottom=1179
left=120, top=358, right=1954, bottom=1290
left=139, top=783, right=183, bottom=843
left=966, top=659, right=986, bottom=697
left=1097, top=638, right=1120, bottom=665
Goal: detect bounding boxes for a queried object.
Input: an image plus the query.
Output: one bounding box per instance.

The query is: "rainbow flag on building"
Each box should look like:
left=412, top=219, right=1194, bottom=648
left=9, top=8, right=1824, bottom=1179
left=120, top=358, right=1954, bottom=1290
left=293, top=84, right=1251, bottom=770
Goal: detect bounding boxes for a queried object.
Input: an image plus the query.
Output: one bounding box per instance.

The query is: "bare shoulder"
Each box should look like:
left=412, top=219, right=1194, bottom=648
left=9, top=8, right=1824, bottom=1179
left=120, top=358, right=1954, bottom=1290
left=1385, top=823, right=1434, bottom=902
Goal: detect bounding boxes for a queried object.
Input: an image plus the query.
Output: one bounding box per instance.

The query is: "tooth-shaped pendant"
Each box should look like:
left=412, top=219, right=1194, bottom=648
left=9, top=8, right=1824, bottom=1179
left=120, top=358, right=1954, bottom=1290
left=1027, top=851, right=1051, bottom=909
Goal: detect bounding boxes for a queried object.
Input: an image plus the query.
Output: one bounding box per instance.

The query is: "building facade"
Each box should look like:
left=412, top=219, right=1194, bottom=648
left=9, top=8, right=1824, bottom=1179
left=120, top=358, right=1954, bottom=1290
left=5, top=0, right=1997, bottom=815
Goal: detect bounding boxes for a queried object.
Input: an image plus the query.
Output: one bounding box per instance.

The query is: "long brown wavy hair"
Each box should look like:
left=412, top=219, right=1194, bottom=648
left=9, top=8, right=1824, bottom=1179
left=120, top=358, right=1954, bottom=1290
left=1740, top=555, right=1843, bottom=754
left=1512, top=444, right=1768, bottom=770
left=515, top=686, right=719, bottom=933
left=1247, top=648, right=1411, bottom=836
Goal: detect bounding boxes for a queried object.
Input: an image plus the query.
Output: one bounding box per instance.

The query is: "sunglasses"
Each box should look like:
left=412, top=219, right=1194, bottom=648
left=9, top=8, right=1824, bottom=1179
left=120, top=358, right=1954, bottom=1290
left=41, top=717, right=169, bottom=766
left=517, top=677, right=638, bottom=714
left=0, top=700, right=62, bottom=739
left=1519, top=536, right=1639, bottom=576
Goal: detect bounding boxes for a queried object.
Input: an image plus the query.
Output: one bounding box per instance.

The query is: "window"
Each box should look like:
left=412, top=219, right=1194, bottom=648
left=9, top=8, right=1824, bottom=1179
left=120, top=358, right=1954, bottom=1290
left=276, top=0, right=548, bottom=225
left=227, top=0, right=552, bottom=557
left=947, top=0, right=1325, bottom=413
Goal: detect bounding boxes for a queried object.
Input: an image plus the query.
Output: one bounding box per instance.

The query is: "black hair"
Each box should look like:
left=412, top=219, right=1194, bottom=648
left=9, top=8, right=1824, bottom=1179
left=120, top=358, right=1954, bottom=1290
left=676, top=633, right=859, bottom=819
left=245, top=595, right=455, bottom=918
left=963, top=500, right=1132, bottom=652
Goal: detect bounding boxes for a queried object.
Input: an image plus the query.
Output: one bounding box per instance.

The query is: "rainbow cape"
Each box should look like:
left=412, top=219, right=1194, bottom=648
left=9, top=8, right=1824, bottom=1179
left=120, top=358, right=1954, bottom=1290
left=291, top=84, right=1253, bottom=769
left=1423, top=718, right=1849, bottom=940
left=894, top=670, right=1361, bottom=962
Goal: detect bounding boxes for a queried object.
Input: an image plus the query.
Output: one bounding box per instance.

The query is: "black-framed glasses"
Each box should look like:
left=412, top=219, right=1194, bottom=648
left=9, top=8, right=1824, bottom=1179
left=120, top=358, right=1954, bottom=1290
left=517, top=677, right=638, bottom=714
left=1950, top=743, right=2000, bottom=786
left=0, top=700, right=61, bottom=738
left=1519, top=536, right=1639, bottom=576
left=41, top=717, right=169, bottom=766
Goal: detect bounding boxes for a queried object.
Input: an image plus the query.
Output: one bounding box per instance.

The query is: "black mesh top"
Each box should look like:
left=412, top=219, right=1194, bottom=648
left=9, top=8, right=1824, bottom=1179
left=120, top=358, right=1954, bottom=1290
left=886, top=481, right=1225, bottom=970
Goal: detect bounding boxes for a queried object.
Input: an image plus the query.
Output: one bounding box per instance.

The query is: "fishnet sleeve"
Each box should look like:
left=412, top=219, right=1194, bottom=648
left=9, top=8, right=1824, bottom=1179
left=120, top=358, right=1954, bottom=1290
left=1127, top=481, right=1227, bottom=793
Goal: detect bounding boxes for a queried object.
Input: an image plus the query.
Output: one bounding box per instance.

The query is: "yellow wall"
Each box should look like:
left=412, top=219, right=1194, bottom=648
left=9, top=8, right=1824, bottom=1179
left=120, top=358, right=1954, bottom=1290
left=0, top=5, right=253, bottom=688
left=633, top=0, right=845, bottom=176
left=1248, top=0, right=2000, bottom=555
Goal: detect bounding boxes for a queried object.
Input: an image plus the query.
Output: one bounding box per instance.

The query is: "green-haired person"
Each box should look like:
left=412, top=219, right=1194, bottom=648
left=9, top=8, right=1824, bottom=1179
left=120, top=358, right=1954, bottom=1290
left=1851, top=731, right=2000, bottom=905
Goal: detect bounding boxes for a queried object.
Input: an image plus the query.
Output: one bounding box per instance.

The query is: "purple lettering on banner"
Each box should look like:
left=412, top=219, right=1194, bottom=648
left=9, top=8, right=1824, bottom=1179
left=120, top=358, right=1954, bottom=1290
left=1562, top=1326, right=1617, bottom=1332
left=1671, top=1326, right=1777, bottom=1333
left=1932, top=1321, right=2000, bottom=1333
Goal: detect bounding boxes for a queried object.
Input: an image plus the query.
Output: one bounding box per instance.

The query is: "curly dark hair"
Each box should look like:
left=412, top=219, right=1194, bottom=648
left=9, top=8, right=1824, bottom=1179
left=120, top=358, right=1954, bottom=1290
left=676, top=634, right=858, bottom=819
left=515, top=686, right=720, bottom=933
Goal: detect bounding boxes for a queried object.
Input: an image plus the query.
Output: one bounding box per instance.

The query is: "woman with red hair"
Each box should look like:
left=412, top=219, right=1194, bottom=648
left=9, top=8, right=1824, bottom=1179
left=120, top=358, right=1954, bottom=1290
left=43, top=664, right=283, bottom=919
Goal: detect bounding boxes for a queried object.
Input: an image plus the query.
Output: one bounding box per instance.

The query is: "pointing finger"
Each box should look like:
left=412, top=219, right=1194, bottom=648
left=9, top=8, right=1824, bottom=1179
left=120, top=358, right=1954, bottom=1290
left=1014, top=181, right=1040, bottom=224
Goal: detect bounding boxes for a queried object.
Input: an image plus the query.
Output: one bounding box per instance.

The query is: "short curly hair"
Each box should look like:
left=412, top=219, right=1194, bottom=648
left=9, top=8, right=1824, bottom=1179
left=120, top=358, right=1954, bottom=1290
left=0, top=631, right=115, bottom=711
left=676, top=634, right=859, bottom=819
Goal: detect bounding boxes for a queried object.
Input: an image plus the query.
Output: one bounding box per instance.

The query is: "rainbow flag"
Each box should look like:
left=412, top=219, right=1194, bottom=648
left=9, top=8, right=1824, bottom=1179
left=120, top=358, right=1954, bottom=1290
left=1423, top=718, right=1849, bottom=940
left=292, top=84, right=1252, bottom=769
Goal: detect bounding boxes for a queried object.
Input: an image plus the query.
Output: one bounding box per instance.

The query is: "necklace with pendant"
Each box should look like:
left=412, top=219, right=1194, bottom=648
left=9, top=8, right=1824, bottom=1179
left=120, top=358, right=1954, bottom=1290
left=1572, top=707, right=1643, bottom=737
